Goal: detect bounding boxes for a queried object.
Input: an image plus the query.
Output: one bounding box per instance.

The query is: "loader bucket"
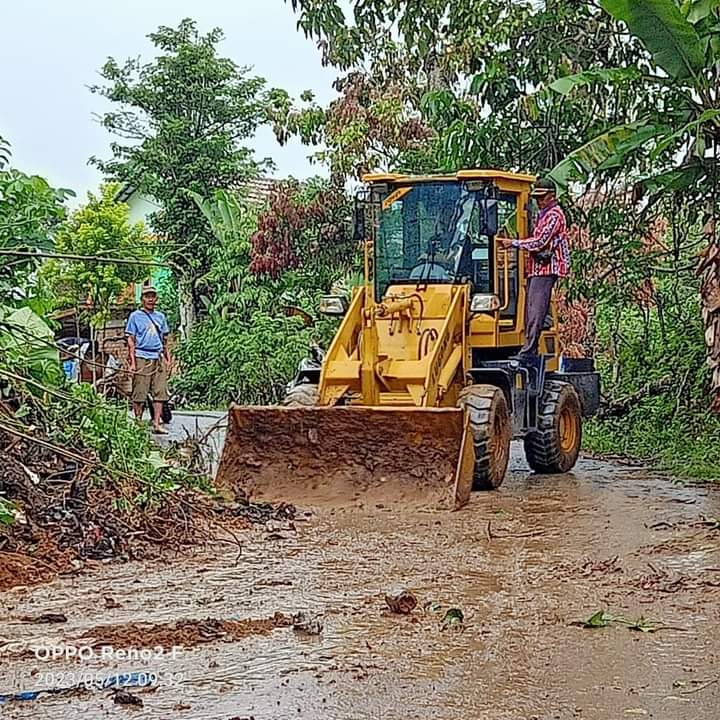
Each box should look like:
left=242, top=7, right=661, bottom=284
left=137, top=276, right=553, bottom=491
left=216, top=406, right=475, bottom=510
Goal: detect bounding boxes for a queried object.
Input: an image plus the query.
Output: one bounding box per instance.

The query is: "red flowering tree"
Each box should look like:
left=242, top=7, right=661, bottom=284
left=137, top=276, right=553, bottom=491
left=251, top=178, right=358, bottom=287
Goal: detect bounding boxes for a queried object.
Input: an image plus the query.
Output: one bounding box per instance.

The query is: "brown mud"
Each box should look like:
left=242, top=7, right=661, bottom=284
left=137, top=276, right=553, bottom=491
left=80, top=613, right=295, bottom=650
left=217, top=405, right=468, bottom=509
left=1, top=448, right=720, bottom=719
left=0, top=451, right=296, bottom=593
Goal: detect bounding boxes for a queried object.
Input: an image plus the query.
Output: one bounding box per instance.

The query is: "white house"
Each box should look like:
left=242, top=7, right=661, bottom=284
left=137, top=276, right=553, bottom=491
left=115, top=177, right=278, bottom=226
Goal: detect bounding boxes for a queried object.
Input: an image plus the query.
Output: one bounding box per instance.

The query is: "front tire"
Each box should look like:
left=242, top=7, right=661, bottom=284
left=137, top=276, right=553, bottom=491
left=524, top=380, right=582, bottom=473
left=459, top=385, right=512, bottom=491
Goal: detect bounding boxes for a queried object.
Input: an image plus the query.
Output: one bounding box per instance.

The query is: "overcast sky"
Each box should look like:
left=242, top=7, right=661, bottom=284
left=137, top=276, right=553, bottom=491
left=0, top=0, right=338, bottom=202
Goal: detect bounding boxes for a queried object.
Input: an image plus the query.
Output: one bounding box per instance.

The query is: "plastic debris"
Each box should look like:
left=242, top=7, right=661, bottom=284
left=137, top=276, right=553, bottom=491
left=292, top=611, right=324, bottom=635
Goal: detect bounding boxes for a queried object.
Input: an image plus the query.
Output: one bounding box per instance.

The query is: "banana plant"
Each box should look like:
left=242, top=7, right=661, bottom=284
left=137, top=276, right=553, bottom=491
left=543, top=0, right=720, bottom=409
left=545, top=0, right=720, bottom=193
left=187, top=189, right=249, bottom=246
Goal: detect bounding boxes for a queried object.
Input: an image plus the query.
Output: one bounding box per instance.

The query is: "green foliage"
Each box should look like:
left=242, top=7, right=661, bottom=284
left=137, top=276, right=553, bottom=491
left=173, top=311, right=316, bottom=407
left=270, top=71, right=433, bottom=180
left=172, top=179, right=357, bottom=407
left=585, top=274, right=720, bottom=480
left=544, top=1, right=720, bottom=195
left=50, top=384, right=211, bottom=500
left=40, top=183, right=154, bottom=326
left=583, top=610, right=616, bottom=629
left=90, top=19, right=269, bottom=329
left=155, top=270, right=180, bottom=330
left=0, top=305, right=62, bottom=387
left=0, top=304, right=211, bottom=510
left=0, top=157, right=73, bottom=301
left=551, top=0, right=720, bottom=413
left=0, top=497, right=17, bottom=526
left=189, top=189, right=267, bottom=316
left=189, top=188, right=249, bottom=246
left=281, top=1, right=653, bottom=178
left=601, top=0, right=705, bottom=80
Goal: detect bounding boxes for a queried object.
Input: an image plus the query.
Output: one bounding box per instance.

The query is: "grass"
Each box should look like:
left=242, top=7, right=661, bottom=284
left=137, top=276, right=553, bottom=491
left=583, top=402, right=720, bottom=482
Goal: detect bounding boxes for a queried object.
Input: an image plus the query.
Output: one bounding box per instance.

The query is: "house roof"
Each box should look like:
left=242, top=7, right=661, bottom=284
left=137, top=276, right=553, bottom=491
left=115, top=176, right=278, bottom=207
left=235, top=177, right=278, bottom=205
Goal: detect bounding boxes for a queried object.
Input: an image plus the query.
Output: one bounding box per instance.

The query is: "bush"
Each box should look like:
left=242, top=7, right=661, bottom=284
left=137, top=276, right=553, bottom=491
left=584, top=284, right=720, bottom=480
left=172, top=311, right=316, bottom=408
left=0, top=305, right=210, bottom=514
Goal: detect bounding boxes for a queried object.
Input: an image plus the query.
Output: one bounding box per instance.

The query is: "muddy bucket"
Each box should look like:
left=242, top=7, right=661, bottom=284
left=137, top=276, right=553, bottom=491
left=216, top=406, right=475, bottom=510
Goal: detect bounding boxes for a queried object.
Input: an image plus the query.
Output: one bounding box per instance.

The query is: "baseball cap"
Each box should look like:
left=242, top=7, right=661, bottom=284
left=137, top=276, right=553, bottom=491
left=531, top=177, right=557, bottom=197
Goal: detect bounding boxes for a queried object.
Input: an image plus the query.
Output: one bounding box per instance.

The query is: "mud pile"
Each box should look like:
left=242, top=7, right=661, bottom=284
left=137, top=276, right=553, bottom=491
left=81, top=613, right=295, bottom=650
left=0, top=436, right=295, bottom=592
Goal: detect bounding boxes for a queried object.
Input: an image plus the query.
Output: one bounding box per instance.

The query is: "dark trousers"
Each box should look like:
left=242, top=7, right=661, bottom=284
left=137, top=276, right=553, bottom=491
left=521, top=274, right=557, bottom=356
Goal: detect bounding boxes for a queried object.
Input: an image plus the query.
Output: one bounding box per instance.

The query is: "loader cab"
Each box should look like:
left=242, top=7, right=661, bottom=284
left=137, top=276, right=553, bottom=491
left=369, top=177, right=520, bottom=319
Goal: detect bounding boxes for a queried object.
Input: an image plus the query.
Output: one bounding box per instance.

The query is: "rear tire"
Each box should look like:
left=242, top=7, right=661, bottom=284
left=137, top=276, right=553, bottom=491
left=459, top=385, right=511, bottom=491
left=283, top=383, right=319, bottom=407
left=524, top=380, right=582, bottom=474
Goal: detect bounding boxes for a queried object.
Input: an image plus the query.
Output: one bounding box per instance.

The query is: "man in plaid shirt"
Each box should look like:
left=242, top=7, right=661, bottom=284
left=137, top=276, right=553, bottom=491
left=499, top=177, right=570, bottom=360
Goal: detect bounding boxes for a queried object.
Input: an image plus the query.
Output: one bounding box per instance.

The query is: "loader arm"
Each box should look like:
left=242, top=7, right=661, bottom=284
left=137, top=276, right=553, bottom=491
left=318, top=284, right=469, bottom=409
left=421, top=286, right=468, bottom=407
left=319, top=287, right=366, bottom=406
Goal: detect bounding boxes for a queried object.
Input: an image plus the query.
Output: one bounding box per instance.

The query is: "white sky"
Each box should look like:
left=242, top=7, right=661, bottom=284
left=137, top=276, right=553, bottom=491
left=0, top=0, right=338, bottom=201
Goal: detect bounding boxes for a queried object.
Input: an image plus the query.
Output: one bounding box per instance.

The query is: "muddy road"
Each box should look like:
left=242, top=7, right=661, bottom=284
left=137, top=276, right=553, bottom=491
left=1, top=447, right=719, bottom=719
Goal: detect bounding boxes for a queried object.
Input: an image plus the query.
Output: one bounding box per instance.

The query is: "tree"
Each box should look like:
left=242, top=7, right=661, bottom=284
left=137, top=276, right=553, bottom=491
left=278, top=1, right=652, bottom=179
left=188, top=188, right=271, bottom=318
left=282, top=0, right=720, bottom=411
left=0, top=138, right=73, bottom=304
left=90, top=18, right=268, bottom=337
left=41, top=183, right=155, bottom=328
left=250, top=178, right=356, bottom=287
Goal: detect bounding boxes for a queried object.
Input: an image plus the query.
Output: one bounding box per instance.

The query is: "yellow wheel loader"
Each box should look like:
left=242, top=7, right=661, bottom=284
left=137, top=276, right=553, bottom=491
left=217, top=171, right=600, bottom=509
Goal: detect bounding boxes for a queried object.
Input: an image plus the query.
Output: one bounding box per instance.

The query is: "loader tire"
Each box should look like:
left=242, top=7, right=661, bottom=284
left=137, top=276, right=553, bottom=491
left=524, top=380, right=582, bottom=474
left=283, top=383, right=319, bottom=407
left=459, top=384, right=511, bottom=491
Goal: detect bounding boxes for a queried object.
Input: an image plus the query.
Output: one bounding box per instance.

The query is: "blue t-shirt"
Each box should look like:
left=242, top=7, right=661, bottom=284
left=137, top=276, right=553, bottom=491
left=125, top=309, right=169, bottom=360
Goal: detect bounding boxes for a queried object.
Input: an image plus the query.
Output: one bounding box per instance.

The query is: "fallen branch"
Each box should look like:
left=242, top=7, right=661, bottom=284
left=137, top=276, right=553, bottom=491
left=596, top=375, right=675, bottom=420
left=679, top=678, right=718, bottom=695
left=490, top=528, right=545, bottom=539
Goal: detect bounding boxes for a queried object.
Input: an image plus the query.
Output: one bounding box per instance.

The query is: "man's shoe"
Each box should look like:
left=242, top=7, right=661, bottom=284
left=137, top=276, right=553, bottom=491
left=510, top=352, right=536, bottom=365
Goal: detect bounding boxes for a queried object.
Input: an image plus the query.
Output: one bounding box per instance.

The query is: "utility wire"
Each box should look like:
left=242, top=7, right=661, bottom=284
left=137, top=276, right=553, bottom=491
left=0, top=249, right=170, bottom=268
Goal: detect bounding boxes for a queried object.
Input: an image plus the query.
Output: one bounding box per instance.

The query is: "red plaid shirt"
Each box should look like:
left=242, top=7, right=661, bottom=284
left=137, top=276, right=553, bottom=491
left=512, top=201, right=570, bottom=278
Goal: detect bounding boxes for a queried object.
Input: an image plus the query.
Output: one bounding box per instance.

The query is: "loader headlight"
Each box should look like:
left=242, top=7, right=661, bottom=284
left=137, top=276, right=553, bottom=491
left=319, top=295, right=348, bottom=316
left=470, top=294, right=501, bottom=313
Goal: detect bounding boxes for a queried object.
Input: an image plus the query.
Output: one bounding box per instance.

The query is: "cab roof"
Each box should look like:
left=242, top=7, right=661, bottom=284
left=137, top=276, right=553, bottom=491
left=362, top=169, right=537, bottom=186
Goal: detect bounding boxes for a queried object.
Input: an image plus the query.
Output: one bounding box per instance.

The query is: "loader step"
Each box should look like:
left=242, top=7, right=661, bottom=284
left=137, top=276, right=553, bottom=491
left=378, top=392, right=416, bottom=406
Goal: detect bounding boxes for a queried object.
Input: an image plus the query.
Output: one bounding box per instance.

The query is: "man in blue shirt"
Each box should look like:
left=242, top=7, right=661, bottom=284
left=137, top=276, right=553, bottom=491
left=125, top=284, right=172, bottom=433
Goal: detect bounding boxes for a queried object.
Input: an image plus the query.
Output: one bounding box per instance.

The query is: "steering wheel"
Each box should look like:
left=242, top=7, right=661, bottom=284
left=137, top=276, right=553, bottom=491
left=409, top=262, right=451, bottom=281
